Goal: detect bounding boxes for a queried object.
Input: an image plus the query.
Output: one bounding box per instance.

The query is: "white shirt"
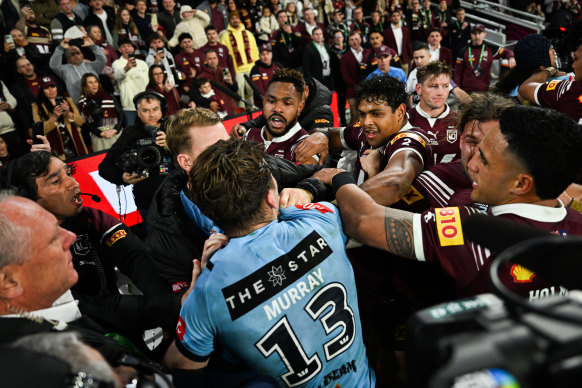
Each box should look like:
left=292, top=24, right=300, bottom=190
left=429, top=44, right=441, bottom=62
left=350, top=47, right=363, bottom=63
left=314, top=42, right=331, bottom=76
left=391, top=24, right=403, bottom=55
left=96, top=11, right=114, bottom=45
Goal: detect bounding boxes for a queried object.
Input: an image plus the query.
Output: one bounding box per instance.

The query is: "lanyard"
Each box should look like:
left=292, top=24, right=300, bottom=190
left=421, top=9, right=432, bottom=23
left=378, top=23, right=383, bottom=33
left=468, top=44, right=485, bottom=68
left=439, top=11, right=446, bottom=22
left=456, top=20, right=460, bottom=30
left=313, top=42, right=327, bottom=59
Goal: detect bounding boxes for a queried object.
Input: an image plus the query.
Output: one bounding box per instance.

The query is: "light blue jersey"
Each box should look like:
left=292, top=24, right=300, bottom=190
left=176, top=202, right=375, bottom=388
left=367, top=67, right=407, bottom=84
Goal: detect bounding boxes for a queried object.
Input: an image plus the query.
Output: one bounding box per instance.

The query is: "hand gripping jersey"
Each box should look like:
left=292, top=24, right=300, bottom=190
left=534, top=78, right=582, bottom=124
left=340, top=122, right=433, bottom=185
left=413, top=203, right=582, bottom=300
left=177, top=203, right=375, bottom=388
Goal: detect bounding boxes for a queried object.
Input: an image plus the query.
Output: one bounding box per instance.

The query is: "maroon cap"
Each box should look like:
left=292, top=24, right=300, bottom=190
left=39, top=76, right=56, bottom=89
left=472, top=24, right=485, bottom=33
left=259, top=42, right=272, bottom=52
left=374, top=45, right=396, bottom=58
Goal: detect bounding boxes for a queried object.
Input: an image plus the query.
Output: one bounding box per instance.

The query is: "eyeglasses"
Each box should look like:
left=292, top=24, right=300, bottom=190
left=69, top=51, right=82, bottom=56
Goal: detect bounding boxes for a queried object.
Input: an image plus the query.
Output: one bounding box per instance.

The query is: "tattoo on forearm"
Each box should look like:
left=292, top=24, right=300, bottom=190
left=384, top=208, right=415, bottom=259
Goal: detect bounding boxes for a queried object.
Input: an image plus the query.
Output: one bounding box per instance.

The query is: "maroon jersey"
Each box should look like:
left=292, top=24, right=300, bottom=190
left=413, top=204, right=582, bottom=299
left=200, top=42, right=236, bottom=77
left=250, top=61, right=279, bottom=106
left=243, top=123, right=309, bottom=162
left=534, top=78, right=582, bottom=123
left=175, top=50, right=205, bottom=91
left=340, top=122, right=433, bottom=184
left=407, top=104, right=460, bottom=164
left=453, top=45, right=514, bottom=93
left=24, top=24, right=51, bottom=58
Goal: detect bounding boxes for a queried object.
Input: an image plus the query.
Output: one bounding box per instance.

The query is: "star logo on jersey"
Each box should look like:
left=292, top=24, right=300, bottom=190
left=446, top=129, right=458, bottom=144
left=267, top=266, right=286, bottom=286
left=510, top=264, right=536, bottom=283
left=402, top=185, right=424, bottom=205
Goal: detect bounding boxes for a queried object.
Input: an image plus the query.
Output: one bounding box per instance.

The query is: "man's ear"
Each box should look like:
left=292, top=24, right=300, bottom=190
left=0, top=269, right=23, bottom=301
left=297, top=98, right=306, bottom=116
left=512, top=173, right=535, bottom=196
left=396, top=103, right=407, bottom=122
left=176, top=153, right=193, bottom=172
left=266, top=188, right=278, bottom=210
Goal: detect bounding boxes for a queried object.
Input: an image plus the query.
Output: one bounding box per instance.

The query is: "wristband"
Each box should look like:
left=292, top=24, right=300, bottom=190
left=332, top=171, right=356, bottom=197
left=449, top=80, right=457, bottom=90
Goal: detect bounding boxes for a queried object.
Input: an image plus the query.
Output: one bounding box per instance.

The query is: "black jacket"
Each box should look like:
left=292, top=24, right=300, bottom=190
left=98, top=119, right=170, bottom=210
left=146, top=156, right=329, bottom=285
left=242, top=77, right=334, bottom=133
left=302, top=43, right=334, bottom=88
left=84, top=6, right=116, bottom=38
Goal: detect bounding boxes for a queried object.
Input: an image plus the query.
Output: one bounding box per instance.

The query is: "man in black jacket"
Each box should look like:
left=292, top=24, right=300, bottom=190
left=146, top=107, right=329, bottom=288
left=98, top=91, right=171, bottom=221
left=83, top=0, right=116, bottom=46
left=302, top=26, right=334, bottom=90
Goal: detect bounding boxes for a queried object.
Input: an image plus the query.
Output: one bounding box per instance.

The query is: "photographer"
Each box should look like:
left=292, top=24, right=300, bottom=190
left=98, top=91, right=170, bottom=221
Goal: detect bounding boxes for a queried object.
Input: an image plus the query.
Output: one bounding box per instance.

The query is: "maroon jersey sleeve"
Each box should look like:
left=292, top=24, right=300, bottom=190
left=339, top=123, right=366, bottom=151
left=383, top=129, right=433, bottom=170
left=534, top=80, right=582, bottom=122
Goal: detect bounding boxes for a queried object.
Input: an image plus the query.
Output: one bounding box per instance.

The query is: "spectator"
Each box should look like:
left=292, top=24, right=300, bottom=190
left=86, top=24, right=118, bottom=93
left=366, top=45, right=406, bottom=83
left=453, top=24, right=516, bottom=93
left=112, top=38, right=149, bottom=125
left=434, top=0, right=451, bottom=40
left=297, top=7, right=328, bottom=44
left=226, top=0, right=254, bottom=31
left=200, top=25, right=236, bottom=78
left=196, top=49, right=239, bottom=115
left=219, top=11, right=259, bottom=108
left=270, top=10, right=303, bottom=69
left=327, top=9, right=348, bottom=38
left=78, top=73, right=123, bottom=151
left=131, top=0, right=156, bottom=43
left=158, top=0, right=181, bottom=39
left=49, top=36, right=107, bottom=106
left=257, top=6, right=278, bottom=36
left=341, top=30, right=372, bottom=123
left=0, top=81, right=23, bottom=158
left=147, top=64, right=181, bottom=115
left=405, top=0, right=424, bottom=43
left=383, top=8, right=412, bottom=75
left=245, top=0, right=263, bottom=28
left=83, top=0, right=116, bottom=46
left=427, top=27, right=452, bottom=66
left=407, top=42, right=431, bottom=106
left=369, top=10, right=384, bottom=34
left=197, top=0, right=228, bottom=32
left=112, top=7, right=143, bottom=50
left=32, top=76, right=88, bottom=159
left=70, top=0, right=89, bottom=21
left=145, top=33, right=177, bottom=85
left=286, top=1, right=299, bottom=26
left=420, top=0, right=437, bottom=34
left=195, top=78, right=228, bottom=117
left=0, top=135, right=13, bottom=165
left=163, top=138, right=375, bottom=387
left=168, top=5, right=210, bottom=49
left=349, top=7, right=370, bottom=44
left=14, top=5, right=52, bottom=60
left=99, top=91, right=170, bottom=218
left=50, top=0, right=83, bottom=43
left=251, top=42, right=280, bottom=107
left=175, top=33, right=204, bottom=95
left=331, top=28, right=348, bottom=126
left=303, top=26, right=335, bottom=90
left=29, top=0, right=60, bottom=28
left=447, top=7, right=470, bottom=58
left=2, top=28, right=44, bottom=77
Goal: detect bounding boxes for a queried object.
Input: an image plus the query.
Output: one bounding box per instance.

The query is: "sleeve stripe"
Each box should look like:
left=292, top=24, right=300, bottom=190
left=339, top=127, right=349, bottom=150
left=388, top=147, right=425, bottom=168
left=412, top=213, right=426, bottom=262
left=174, top=338, right=211, bottom=362
left=533, top=83, right=542, bottom=106
left=100, top=223, right=123, bottom=244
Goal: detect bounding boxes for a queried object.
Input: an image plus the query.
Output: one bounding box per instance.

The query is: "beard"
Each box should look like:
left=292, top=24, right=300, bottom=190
left=265, top=112, right=298, bottom=138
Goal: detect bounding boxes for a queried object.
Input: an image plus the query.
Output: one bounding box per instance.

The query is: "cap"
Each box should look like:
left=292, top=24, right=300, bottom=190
left=375, top=45, right=396, bottom=58
left=514, top=34, right=552, bottom=69
left=472, top=24, right=485, bottom=33
left=39, top=76, right=56, bottom=89
left=180, top=5, right=193, bottom=15
left=259, top=42, right=272, bottom=52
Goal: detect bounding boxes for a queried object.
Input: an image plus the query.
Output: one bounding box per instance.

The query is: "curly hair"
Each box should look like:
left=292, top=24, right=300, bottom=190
left=355, top=75, right=407, bottom=111
left=189, top=139, right=275, bottom=236
left=268, top=68, right=305, bottom=95
left=165, top=107, right=222, bottom=157
left=500, top=105, right=582, bottom=199
left=416, top=61, right=452, bottom=85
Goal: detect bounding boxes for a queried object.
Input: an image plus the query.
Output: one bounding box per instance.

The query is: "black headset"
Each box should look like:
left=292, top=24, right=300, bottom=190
left=133, top=90, right=168, bottom=117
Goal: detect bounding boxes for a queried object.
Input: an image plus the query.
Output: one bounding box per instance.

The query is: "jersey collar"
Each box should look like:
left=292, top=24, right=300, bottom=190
left=490, top=202, right=567, bottom=223
left=415, top=103, right=450, bottom=120
left=261, top=122, right=302, bottom=143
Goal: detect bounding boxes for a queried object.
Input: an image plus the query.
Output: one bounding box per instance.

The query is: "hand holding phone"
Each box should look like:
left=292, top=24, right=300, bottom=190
left=32, top=121, right=44, bottom=144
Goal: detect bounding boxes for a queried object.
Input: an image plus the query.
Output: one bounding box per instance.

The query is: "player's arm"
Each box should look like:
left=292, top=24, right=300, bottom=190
left=163, top=341, right=209, bottom=370
left=295, top=127, right=345, bottom=165
left=359, top=149, right=424, bottom=206
left=518, top=67, right=558, bottom=103
left=313, top=169, right=416, bottom=259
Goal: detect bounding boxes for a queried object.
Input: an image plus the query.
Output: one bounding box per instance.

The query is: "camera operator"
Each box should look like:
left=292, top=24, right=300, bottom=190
left=99, top=91, right=170, bottom=221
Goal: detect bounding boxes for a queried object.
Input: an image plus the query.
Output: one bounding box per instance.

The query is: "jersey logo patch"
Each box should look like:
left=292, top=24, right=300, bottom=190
left=435, top=207, right=464, bottom=246
left=73, top=234, right=91, bottom=256
left=446, top=129, right=458, bottom=143
left=172, top=281, right=190, bottom=293
left=402, top=185, right=424, bottom=205
left=314, top=119, right=330, bottom=124
left=105, top=229, right=127, bottom=247
left=176, top=317, right=186, bottom=341
left=546, top=80, right=560, bottom=91
left=295, top=203, right=334, bottom=214
left=578, top=94, right=582, bottom=103
left=510, top=264, right=535, bottom=283
left=390, top=132, right=426, bottom=147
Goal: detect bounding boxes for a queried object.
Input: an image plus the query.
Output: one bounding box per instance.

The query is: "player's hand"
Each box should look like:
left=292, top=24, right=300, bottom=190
left=295, top=132, right=329, bottom=165
left=230, top=124, right=247, bottom=138
left=122, top=172, right=147, bottom=184
left=508, top=57, right=516, bottom=68
left=279, top=188, right=314, bottom=208
left=155, top=131, right=167, bottom=148
left=360, top=148, right=383, bottom=178
left=28, top=135, right=51, bottom=152
left=311, top=168, right=346, bottom=186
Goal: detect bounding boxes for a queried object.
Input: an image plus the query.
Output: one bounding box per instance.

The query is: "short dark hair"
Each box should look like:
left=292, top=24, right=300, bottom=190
left=355, top=75, right=407, bottom=111
left=276, top=9, right=287, bottom=17
left=413, top=42, right=430, bottom=52
left=178, top=32, right=193, bottom=43
left=417, top=61, right=452, bottom=85
left=268, top=68, right=305, bottom=95
left=204, top=25, right=217, bottom=33
left=204, top=48, right=218, bottom=57
left=8, top=151, right=53, bottom=201
left=456, top=92, right=514, bottom=135
left=499, top=105, right=582, bottom=199
left=348, top=30, right=360, bottom=38
left=189, top=139, right=274, bottom=236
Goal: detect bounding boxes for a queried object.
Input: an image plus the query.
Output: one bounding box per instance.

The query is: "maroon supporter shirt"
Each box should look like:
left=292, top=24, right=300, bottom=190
left=340, top=122, right=433, bottom=184
left=413, top=203, right=582, bottom=299
left=243, top=123, right=310, bottom=162
left=453, top=45, right=513, bottom=92
left=534, top=78, right=582, bottom=123
left=407, top=104, right=460, bottom=164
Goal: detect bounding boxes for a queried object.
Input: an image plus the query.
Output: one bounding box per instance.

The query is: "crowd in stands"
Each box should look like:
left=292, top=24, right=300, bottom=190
left=1, top=0, right=582, bottom=387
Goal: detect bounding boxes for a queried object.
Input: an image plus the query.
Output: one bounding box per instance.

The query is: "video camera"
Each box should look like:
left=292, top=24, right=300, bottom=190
left=118, top=124, right=172, bottom=178
left=406, top=216, right=582, bottom=388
